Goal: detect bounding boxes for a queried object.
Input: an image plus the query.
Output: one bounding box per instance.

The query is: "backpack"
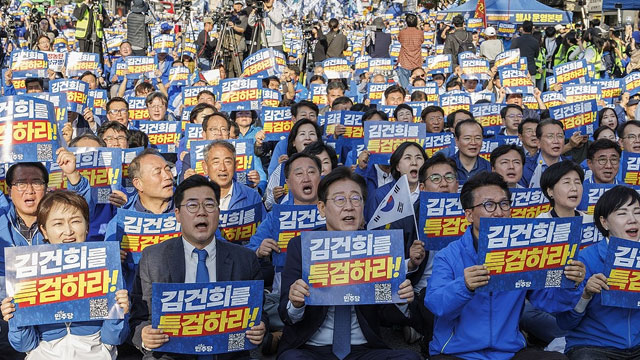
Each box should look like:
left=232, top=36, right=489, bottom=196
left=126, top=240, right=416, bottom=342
left=457, top=32, right=476, bottom=54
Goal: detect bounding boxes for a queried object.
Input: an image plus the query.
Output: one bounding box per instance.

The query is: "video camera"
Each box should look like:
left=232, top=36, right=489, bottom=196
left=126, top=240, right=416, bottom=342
left=301, top=19, right=315, bottom=40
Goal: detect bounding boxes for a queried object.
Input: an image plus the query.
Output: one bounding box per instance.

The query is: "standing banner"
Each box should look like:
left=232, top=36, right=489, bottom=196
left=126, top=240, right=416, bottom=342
left=271, top=204, right=326, bottom=269
left=499, top=69, right=534, bottom=94
left=563, top=84, right=601, bottom=104
left=460, top=59, right=490, bottom=80
left=219, top=203, right=264, bottom=244
left=578, top=183, right=616, bottom=215
left=0, top=95, right=60, bottom=163
left=189, top=139, right=256, bottom=184
left=624, top=72, right=640, bottom=97
left=151, top=281, right=263, bottom=355
left=88, top=89, right=108, bottom=116
left=220, top=78, right=262, bottom=112
left=10, top=50, right=48, bottom=78
left=65, top=52, right=100, bottom=78
left=301, top=230, right=405, bottom=305
left=48, top=147, right=122, bottom=204
left=115, top=209, right=182, bottom=264
left=549, top=100, right=597, bottom=137
left=126, top=56, right=157, bottom=80
left=440, top=92, right=472, bottom=116
left=128, top=97, right=150, bottom=121
left=418, top=192, right=469, bottom=250
left=510, top=188, right=551, bottom=218
left=133, top=120, right=180, bottom=152
left=261, top=107, right=293, bottom=141
left=478, top=217, right=582, bottom=292
left=471, top=103, right=503, bottom=136
left=424, top=54, right=453, bottom=75
left=5, top=242, right=124, bottom=327
left=602, top=237, right=640, bottom=308
left=621, top=152, right=640, bottom=185
left=364, top=121, right=426, bottom=163
left=553, top=59, right=589, bottom=85
left=322, top=58, right=351, bottom=79
left=494, top=49, right=520, bottom=69
left=50, top=79, right=89, bottom=113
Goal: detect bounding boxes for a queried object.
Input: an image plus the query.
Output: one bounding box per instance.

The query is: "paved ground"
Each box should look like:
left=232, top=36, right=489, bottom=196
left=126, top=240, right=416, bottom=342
left=117, top=326, right=425, bottom=359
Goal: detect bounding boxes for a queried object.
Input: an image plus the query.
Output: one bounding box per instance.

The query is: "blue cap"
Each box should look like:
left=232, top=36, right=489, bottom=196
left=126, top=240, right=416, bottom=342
left=161, top=23, right=172, bottom=32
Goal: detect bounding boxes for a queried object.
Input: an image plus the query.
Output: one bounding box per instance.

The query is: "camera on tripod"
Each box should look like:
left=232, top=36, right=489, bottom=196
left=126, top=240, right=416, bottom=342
left=29, top=7, right=43, bottom=24
left=301, top=20, right=316, bottom=40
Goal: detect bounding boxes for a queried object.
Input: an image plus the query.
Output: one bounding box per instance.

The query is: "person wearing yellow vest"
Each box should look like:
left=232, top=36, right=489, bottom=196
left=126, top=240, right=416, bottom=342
left=72, top=0, right=112, bottom=59
left=553, top=32, right=581, bottom=66
left=582, top=28, right=605, bottom=79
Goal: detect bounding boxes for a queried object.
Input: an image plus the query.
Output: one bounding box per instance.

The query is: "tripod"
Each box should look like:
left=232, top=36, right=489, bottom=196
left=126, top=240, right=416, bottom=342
left=299, top=36, right=316, bottom=86
left=212, top=19, right=243, bottom=78
left=248, top=10, right=270, bottom=56
left=86, top=1, right=107, bottom=66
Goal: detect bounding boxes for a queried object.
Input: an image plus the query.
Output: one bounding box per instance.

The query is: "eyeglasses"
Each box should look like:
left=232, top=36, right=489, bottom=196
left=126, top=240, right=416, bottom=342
left=108, top=108, right=128, bottom=115
left=11, top=180, right=46, bottom=192
left=427, top=173, right=456, bottom=184
left=506, top=114, right=524, bottom=120
left=523, top=129, right=536, bottom=135
left=470, top=199, right=511, bottom=212
left=623, top=134, right=640, bottom=142
left=595, top=157, right=620, bottom=166
left=327, top=195, right=363, bottom=207
left=103, top=136, right=127, bottom=143
left=180, top=200, right=219, bottom=213
left=148, top=104, right=165, bottom=109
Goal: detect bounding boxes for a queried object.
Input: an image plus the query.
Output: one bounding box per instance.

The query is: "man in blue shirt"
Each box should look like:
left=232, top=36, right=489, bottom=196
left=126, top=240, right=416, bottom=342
left=451, top=119, right=491, bottom=183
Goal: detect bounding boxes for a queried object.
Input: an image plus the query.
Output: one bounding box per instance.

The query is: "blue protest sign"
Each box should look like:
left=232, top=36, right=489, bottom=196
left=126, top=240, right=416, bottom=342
left=65, top=52, right=100, bottom=78
left=10, top=50, right=48, bottom=78
left=115, top=209, right=182, bottom=264
left=510, top=188, right=551, bottom=218
left=271, top=204, right=326, bottom=269
left=364, top=121, right=426, bottom=164
left=302, top=230, right=405, bottom=305
left=261, top=107, right=293, bottom=141
left=418, top=192, right=468, bottom=250
left=477, top=217, right=582, bottom=292
left=5, top=242, right=124, bottom=326
left=152, top=281, right=263, bottom=355
left=0, top=95, right=60, bottom=163
left=549, top=100, right=597, bottom=137
left=50, top=79, right=89, bottom=113
left=189, top=139, right=256, bottom=185
left=133, top=120, right=180, bottom=152
left=602, top=237, right=640, bottom=309
left=220, top=78, right=262, bottom=112
left=219, top=203, right=264, bottom=244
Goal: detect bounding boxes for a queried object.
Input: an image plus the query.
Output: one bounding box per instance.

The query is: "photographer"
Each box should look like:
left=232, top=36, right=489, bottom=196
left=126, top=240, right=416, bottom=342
left=24, top=15, right=58, bottom=49
left=248, top=0, right=284, bottom=54
left=73, top=0, right=112, bottom=59
left=196, top=17, right=217, bottom=71
left=127, top=0, right=154, bottom=56
left=225, top=0, right=249, bottom=76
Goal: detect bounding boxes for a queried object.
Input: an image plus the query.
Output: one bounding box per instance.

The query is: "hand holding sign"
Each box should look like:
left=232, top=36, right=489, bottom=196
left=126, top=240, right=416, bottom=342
left=408, top=240, right=425, bottom=271
left=563, top=259, right=586, bottom=285
left=1, top=297, right=15, bottom=321
left=56, top=147, right=81, bottom=185
left=397, top=279, right=414, bottom=303
left=245, top=321, right=266, bottom=345
left=142, top=325, right=169, bottom=349
left=465, top=265, right=490, bottom=291
left=583, top=273, right=609, bottom=299
left=289, top=279, right=310, bottom=308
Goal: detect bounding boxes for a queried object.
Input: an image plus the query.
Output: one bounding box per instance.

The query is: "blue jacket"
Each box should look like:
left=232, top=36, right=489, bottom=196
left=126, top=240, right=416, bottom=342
left=557, top=239, right=640, bottom=351
left=425, top=228, right=580, bottom=359
left=227, top=180, right=267, bottom=213
left=355, top=163, right=393, bottom=211
left=8, top=317, right=129, bottom=353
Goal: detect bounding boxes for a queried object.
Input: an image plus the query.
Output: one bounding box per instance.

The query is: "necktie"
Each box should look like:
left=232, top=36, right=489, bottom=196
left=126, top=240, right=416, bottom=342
left=194, top=248, right=209, bottom=283
left=332, top=306, right=351, bottom=360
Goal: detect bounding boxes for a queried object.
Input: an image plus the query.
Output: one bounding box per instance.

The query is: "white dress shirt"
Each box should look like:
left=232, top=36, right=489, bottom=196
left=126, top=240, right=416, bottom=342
left=182, top=237, right=217, bottom=283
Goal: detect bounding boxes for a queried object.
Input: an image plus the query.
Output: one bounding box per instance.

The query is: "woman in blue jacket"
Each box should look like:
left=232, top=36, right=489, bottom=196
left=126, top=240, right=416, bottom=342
left=557, top=185, right=640, bottom=359
left=1, top=190, right=130, bottom=360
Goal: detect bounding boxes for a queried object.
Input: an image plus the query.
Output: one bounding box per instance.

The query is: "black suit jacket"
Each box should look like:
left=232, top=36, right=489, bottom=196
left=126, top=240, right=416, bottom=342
left=277, top=228, right=411, bottom=356
left=130, top=237, right=263, bottom=360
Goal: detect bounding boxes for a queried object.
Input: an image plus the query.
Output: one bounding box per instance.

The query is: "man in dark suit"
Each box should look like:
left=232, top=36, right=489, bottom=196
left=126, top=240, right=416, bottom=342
left=130, top=174, right=266, bottom=359
left=277, top=167, right=421, bottom=360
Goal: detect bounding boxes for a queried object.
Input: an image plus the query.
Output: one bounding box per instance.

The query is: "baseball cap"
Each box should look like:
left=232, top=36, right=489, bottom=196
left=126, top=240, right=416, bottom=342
left=203, top=17, right=213, bottom=24
left=160, top=23, right=172, bottom=32
left=629, top=98, right=640, bottom=106
left=234, top=0, right=246, bottom=5
left=484, top=26, right=496, bottom=36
